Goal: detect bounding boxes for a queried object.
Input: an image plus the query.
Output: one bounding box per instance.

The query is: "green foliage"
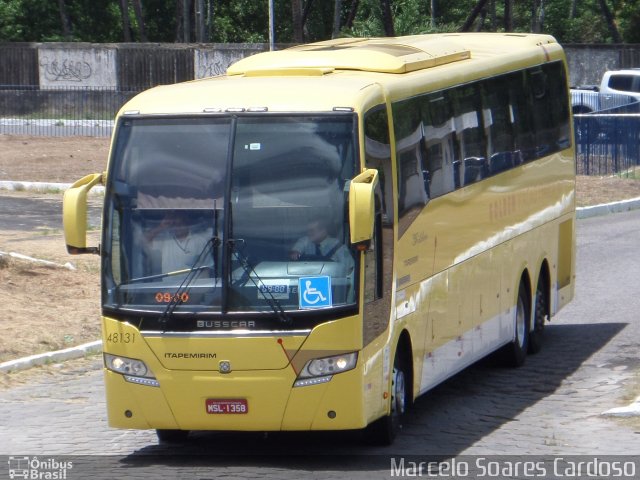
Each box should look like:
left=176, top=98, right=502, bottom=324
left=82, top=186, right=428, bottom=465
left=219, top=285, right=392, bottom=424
left=0, top=0, right=638, bottom=44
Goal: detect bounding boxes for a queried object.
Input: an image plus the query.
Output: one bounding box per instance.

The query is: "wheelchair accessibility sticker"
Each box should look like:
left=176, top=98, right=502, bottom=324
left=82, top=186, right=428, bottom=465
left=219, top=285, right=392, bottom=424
left=298, top=276, right=332, bottom=309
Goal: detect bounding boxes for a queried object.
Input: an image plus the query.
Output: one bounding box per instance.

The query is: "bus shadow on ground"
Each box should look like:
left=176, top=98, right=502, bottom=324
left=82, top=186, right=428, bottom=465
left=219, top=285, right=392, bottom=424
left=122, top=321, right=626, bottom=471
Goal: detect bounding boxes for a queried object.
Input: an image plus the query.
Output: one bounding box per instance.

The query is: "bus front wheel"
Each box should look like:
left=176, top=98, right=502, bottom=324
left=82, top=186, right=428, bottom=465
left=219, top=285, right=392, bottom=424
left=364, top=352, right=409, bottom=445
left=156, top=429, right=190, bottom=444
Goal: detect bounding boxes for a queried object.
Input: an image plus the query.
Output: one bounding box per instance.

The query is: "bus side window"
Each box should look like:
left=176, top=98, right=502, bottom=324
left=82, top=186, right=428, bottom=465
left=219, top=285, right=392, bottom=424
left=363, top=105, right=394, bottom=345
left=423, top=92, right=457, bottom=197
left=482, top=76, right=516, bottom=175
left=364, top=105, right=393, bottom=226
left=451, top=84, right=487, bottom=186
left=364, top=201, right=383, bottom=303
left=363, top=106, right=390, bottom=303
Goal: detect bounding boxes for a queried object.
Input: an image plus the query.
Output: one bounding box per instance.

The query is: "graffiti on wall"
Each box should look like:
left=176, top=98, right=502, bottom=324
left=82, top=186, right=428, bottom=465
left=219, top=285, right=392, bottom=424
left=39, top=57, right=93, bottom=82
left=195, top=49, right=262, bottom=79
left=38, top=48, right=118, bottom=89
left=198, top=59, right=234, bottom=78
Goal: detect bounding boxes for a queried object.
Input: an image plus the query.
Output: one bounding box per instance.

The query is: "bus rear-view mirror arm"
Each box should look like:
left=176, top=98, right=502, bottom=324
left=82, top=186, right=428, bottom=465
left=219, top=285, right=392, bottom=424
left=348, top=168, right=379, bottom=249
left=63, top=172, right=104, bottom=255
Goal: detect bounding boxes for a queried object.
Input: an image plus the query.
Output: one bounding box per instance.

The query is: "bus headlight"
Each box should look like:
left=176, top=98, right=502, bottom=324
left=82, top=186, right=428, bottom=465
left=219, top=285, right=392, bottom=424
left=294, top=352, right=358, bottom=387
left=104, top=353, right=159, bottom=387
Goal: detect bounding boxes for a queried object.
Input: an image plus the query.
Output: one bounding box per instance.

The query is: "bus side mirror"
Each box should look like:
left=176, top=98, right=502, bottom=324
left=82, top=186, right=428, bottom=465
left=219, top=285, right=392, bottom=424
left=63, top=173, right=103, bottom=255
left=349, top=168, right=379, bottom=247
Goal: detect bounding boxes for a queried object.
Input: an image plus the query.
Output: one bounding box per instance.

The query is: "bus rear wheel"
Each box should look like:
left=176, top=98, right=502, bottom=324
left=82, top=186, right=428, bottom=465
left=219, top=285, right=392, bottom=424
left=528, top=275, right=547, bottom=354
left=156, top=429, right=190, bottom=444
left=503, top=279, right=530, bottom=367
left=365, top=353, right=409, bottom=445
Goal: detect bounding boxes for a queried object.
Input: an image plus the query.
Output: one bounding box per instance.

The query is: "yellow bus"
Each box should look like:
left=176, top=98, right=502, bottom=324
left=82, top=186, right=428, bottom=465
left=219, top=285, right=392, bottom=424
left=63, top=33, right=575, bottom=445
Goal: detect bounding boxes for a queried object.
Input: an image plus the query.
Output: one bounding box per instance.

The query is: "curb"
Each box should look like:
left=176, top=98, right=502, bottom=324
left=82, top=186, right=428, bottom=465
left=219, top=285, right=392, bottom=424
left=601, top=396, right=640, bottom=417
left=1, top=182, right=640, bottom=374
left=0, top=180, right=104, bottom=195
left=0, top=340, right=102, bottom=374
left=576, top=196, right=640, bottom=219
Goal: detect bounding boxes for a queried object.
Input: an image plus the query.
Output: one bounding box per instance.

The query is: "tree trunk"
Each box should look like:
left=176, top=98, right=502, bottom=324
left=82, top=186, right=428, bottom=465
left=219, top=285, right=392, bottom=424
left=569, top=0, right=577, bottom=19
left=206, top=0, right=213, bottom=42
left=345, top=0, right=359, bottom=29
left=460, top=0, right=489, bottom=32
left=598, top=0, right=623, bottom=43
left=132, top=0, right=148, bottom=42
left=380, top=0, right=395, bottom=37
left=184, top=0, right=192, bottom=43
left=57, top=0, right=72, bottom=40
left=194, top=0, right=206, bottom=42
left=475, top=8, right=486, bottom=31
left=430, top=0, right=436, bottom=28
left=490, top=0, right=497, bottom=30
left=119, top=0, right=132, bottom=42
left=332, top=0, right=342, bottom=39
left=292, top=0, right=304, bottom=43
left=531, top=0, right=540, bottom=32
left=504, top=0, right=512, bottom=32
left=538, top=0, right=545, bottom=32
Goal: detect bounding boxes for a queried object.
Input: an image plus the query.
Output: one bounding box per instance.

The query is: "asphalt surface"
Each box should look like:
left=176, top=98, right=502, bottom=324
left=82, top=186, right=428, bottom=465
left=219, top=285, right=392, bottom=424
left=0, top=198, right=639, bottom=478
left=0, top=193, right=102, bottom=231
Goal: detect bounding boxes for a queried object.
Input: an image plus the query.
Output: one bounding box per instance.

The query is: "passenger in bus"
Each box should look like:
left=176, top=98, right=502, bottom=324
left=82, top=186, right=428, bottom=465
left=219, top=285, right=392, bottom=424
left=144, top=211, right=214, bottom=274
left=289, top=217, right=354, bottom=270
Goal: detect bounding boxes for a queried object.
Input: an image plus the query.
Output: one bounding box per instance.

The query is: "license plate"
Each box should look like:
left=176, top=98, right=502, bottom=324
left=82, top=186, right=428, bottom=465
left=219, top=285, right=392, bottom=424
left=205, top=399, right=248, bottom=414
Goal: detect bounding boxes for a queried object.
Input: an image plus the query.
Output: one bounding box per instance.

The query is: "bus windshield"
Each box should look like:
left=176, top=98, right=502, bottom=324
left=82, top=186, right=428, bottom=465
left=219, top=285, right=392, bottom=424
left=101, top=115, right=358, bottom=326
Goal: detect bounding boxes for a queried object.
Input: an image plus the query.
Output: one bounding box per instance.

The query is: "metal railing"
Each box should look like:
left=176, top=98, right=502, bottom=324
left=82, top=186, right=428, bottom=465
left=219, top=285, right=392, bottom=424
left=574, top=96, right=640, bottom=177
left=574, top=115, right=640, bottom=176
left=0, top=85, right=139, bottom=137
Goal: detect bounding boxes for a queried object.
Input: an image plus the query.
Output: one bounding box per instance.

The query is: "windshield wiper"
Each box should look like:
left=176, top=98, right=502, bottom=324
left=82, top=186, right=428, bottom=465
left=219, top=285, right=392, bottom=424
left=160, top=202, right=222, bottom=331
left=160, top=235, right=219, bottom=332
left=231, top=239, right=292, bottom=326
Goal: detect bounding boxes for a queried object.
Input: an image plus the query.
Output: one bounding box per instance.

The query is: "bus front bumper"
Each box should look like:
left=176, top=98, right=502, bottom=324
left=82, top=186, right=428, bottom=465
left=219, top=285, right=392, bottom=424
left=104, top=365, right=366, bottom=432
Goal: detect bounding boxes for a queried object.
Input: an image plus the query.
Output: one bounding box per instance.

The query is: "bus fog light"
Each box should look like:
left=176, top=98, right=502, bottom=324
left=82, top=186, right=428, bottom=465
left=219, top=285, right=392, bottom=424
left=297, top=352, right=358, bottom=383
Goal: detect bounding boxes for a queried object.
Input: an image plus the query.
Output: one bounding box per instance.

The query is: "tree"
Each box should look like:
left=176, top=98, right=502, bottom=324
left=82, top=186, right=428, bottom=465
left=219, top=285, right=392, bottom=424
left=379, top=0, right=394, bottom=36
left=1, top=0, right=639, bottom=45
left=194, top=0, right=208, bottom=42
left=504, top=0, right=512, bottom=31
left=345, top=0, right=359, bottom=29
left=598, top=0, right=622, bottom=43
left=531, top=0, right=544, bottom=33
left=332, top=0, right=342, bottom=38
left=460, top=0, right=489, bottom=32
left=119, top=0, right=132, bottom=42
left=57, top=0, right=72, bottom=40
left=292, top=0, right=303, bottom=42
left=132, top=0, right=148, bottom=42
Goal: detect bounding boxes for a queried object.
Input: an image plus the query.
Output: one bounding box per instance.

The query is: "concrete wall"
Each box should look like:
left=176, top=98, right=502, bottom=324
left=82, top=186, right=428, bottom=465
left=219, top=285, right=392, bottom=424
left=38, top=45, right=117, bottom=89
left=0, top=43, right=270, bottom=90
left=2, top=42, right=640, bottom=91
left=565, top=44, right=640, bottom=87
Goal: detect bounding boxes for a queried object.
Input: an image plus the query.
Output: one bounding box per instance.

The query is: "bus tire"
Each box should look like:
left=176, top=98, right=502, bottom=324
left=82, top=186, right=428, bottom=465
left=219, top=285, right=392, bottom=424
left=364, top=352, right=408, bottom=445
left=504, top=279, right=530, bottom=367
left=528, top=275, right=547, bottom=354
left=156, top=429, right=189, bottom=444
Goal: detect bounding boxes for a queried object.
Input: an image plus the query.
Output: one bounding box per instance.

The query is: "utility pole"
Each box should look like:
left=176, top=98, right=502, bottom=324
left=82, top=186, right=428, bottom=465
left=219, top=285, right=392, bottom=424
left=269, top=0, right=275, bottom=50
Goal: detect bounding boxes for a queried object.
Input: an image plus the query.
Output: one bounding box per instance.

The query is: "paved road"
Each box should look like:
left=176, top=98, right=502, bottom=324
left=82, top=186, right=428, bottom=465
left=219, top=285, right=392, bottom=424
left=1, top=209, right=639, bottom=478
left=0, top=193, right=102, bottom=231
